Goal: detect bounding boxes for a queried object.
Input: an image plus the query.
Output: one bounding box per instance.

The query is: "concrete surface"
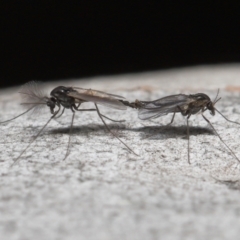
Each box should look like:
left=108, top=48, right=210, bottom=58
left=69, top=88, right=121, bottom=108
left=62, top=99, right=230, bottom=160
left=0, top=64, right=240, bottom=240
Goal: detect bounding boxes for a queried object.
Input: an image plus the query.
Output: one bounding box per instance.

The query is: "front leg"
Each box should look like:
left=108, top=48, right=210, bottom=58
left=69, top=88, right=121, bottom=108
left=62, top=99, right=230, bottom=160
left=177, top=105, right=192, bottom=164
left=186, top=115, right=191, bottom=164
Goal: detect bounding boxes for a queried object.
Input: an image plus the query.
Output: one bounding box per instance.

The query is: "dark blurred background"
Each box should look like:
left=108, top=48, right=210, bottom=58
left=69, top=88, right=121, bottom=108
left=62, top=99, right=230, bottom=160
left=1, top=1, right=240, bottom=88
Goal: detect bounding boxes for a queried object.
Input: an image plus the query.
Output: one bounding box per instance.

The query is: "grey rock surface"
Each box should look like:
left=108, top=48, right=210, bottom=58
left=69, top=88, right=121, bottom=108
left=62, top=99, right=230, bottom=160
left=0, top=64, right=240, bottom=240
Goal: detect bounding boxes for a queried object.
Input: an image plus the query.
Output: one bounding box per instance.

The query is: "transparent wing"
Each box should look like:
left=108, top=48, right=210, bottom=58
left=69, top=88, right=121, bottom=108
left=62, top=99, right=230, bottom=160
left=67, top=87, right=127, bottom=110
left=138, top=94, right=192, bottom=120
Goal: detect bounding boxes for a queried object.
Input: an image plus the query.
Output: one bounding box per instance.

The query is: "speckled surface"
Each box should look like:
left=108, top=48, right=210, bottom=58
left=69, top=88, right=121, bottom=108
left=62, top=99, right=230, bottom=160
left=1, top=64, right=240, bottom=240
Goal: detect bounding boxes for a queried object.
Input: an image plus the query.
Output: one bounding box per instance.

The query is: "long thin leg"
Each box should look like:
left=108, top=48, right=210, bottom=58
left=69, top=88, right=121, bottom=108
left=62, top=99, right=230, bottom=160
left=75, top=109, right=96, bottom=112
left=94, top=104, right=138, bottom=155
left=53, top=107, right=98, bottom=161
left=186, top=115, right=191, bottom=164
left=73, top=104, right=96, bottom=112
left=201, top=113, right=240, bottom=163
left=0, top=106, right=36, bottom=124
left=215, top=108, right=240, bottom=126
left=74, top=103, right=124, bottom=122
left=64, top=109, right=75, bottom=160
left=100, top=113, right=125, bottom=123
left=10, top=106, right=61, bottom=167
left=63, top=104, right=96, bottom=160
left=55, top=107, right=65, bottom=119
left=10, top=110, right=60, bottom=167
left=75, top=103, right=81, bottom=108
left=177, top=106, right=191, bottom=164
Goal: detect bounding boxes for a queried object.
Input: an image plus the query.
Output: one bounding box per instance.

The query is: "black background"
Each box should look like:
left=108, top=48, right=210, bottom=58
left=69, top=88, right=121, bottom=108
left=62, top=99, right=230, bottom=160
left=2, top=1, right=240, bottom=88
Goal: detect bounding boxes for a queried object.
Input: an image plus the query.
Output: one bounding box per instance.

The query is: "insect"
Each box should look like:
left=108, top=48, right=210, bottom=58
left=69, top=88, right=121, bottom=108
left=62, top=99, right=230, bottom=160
left=126, top=92, right=240, bottom=164
left=0, top=81, right=137, bottom=166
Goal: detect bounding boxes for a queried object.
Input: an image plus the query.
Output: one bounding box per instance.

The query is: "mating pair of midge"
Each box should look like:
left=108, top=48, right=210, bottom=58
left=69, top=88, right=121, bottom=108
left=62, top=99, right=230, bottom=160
left=0, top=81, right=239, bottom=166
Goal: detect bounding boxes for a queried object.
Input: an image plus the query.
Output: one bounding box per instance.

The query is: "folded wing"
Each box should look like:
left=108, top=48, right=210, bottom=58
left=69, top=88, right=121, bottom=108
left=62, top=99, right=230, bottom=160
left=138, top=94, right=191, bottom=120
left=67, top=87, right=127, bottom=110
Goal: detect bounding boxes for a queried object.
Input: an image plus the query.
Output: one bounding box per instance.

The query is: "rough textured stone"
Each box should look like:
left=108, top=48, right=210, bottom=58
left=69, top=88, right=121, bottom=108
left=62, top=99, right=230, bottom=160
left=0, top=64, right=240, bottom=240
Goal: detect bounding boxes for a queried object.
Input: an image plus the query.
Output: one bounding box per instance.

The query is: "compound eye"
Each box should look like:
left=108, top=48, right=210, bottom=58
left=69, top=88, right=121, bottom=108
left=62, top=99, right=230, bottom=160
left=50, top=97, right=56, bottom=103
left=47, top=102, right=52, bottom=107
left=207, top=103, right=215, bottom=115
left=207, top=102, right=212, bottom=109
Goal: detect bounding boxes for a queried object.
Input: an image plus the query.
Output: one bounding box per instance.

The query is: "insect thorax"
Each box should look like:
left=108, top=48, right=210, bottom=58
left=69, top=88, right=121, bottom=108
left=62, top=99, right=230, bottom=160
left=50, top=86, right=76, bottom=109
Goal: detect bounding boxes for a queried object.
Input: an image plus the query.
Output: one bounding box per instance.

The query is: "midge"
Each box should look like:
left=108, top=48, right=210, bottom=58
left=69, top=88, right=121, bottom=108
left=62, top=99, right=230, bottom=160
left=126, top=91, right=240, bottom=164
left=0, top=81, right=137, bottom=166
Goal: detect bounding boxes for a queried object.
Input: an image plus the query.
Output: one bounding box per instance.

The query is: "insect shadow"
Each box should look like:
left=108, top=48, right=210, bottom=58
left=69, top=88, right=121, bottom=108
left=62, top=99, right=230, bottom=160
left=137, top=125, right=214, bottom=139
left=0, top=81, right=137, bottom=166
left=49, top=123, right=127, bottom=135
left=122, top=91, right=240, bottom=164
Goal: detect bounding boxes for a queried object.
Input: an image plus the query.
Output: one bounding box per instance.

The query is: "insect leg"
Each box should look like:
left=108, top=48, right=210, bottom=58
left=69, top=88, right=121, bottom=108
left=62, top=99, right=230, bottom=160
left=99, top=113, right=125, bottom=123
left=63, top=107, right=75, bottom=160
left=75, top=103, right=81, bottom=108
left=55, top=106, right=65, bottom=119
left=215, top=108, right=240, bottom=126
left=74, top=103, right=125, bottom=122
left=186, top=115, right=191, bottom=164
left=62, top=104, right=98, bottom=160
left=10, top=107, right=61, bottom=167
left=0, top=106, right=36, bottom=124
left=201, top=113, right=240, bottom=163
left=73, top=104, right=96, bottom=112
left=94, top=103, right=138, bottom=156
left=176, top=106, right=192, bottom=164
left=168, top=112, right=176, bottom=125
